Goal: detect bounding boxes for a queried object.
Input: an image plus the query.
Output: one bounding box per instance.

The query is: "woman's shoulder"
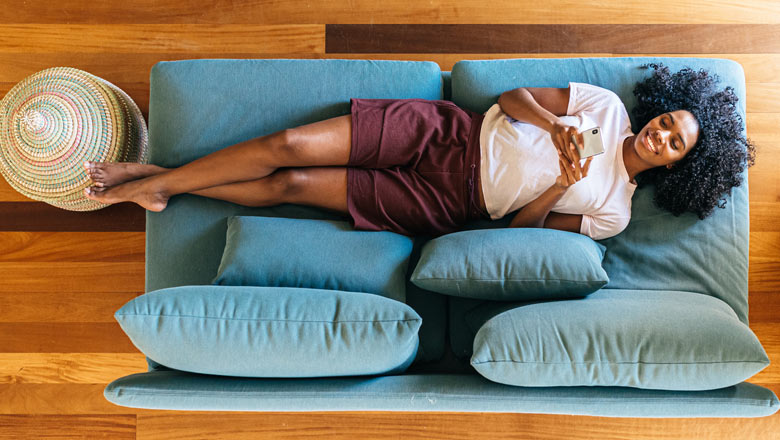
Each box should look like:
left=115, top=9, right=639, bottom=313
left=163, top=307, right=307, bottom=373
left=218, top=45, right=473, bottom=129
left=568, top=82, right=627, bottom=116
left=570, top=82, right=621, bottom=100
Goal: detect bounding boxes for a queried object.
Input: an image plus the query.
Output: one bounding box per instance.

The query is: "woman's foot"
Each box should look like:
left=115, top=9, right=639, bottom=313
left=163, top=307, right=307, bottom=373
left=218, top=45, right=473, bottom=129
left=83, top=176, right=170, bottom=212
left=83, top=161, right=165, bottom=188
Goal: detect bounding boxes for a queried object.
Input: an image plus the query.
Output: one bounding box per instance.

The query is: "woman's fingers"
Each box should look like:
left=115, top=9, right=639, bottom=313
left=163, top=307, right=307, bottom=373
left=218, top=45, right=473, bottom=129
left=570, top=149, right=582, bottom=180
left=559, top=154, right=575, bottom=184
left=582, top=156, right=594, bottom=176
left=558, top=132, right=574, bottom=162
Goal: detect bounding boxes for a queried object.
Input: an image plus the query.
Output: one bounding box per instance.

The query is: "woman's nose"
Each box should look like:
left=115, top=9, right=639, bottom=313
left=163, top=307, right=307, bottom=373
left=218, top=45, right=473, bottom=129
left=656, top=128, right=671, bottom=147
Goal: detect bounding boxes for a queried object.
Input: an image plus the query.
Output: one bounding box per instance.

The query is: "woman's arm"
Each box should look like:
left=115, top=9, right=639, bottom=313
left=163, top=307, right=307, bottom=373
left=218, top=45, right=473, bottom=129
left=508, top=183, right=567, bottom=228
left=508, top=186, right=583, bottom=233
left=500, top=86, right=583, bottom=168
left=497, top=87, right=570, bottom=133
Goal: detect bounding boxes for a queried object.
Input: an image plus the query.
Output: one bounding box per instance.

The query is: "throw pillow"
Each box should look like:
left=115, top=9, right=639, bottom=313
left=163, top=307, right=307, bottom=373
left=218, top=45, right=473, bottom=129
left=410, top=228, right=608, bottom=301
left=115, top=285, right=422, bottom=378
left=470, top=289, right=770, bottom=390
left=212, top=216, right=413, bottom=302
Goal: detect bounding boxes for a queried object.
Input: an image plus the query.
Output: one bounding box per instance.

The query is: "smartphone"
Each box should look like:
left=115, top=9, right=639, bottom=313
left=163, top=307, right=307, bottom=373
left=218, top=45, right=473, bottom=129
left=571, top=126, right=605, bottom=159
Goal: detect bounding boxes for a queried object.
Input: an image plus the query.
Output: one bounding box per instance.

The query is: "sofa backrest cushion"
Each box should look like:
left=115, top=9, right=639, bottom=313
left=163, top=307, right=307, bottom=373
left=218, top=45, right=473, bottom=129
left=450, top=57, right=750, bottom=323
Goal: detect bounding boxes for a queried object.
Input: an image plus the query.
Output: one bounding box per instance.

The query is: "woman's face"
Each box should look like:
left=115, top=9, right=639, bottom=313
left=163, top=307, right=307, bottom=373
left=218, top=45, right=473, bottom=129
left=634, top=110, right=700, bottom=167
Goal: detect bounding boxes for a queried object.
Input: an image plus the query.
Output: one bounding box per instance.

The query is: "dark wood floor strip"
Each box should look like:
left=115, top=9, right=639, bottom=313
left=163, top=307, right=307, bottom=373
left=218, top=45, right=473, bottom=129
left=0, top=202, right=144, bottom=232
left=326, top=24, right=780, bottom=53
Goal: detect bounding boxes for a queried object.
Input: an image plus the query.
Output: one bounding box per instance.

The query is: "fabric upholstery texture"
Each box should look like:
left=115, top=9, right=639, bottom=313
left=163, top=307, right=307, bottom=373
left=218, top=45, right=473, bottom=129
left=115, top=285, right=421, bottom=378
left=411, top=228, right=609, bottom=301
left=471, top=290, right=769, bottom=390
left=212, top=216, right=413, bottom=302
left=104, top=372, right=779, bottom=417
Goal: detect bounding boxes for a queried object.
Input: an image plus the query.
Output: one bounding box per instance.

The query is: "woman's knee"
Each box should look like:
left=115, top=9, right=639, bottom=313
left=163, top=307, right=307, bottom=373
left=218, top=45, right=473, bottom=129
left=273, top=116, right=352, bottom=167
left=273, top=168, right=307, bottom=199
left=274, top=167, right=349, bottom=214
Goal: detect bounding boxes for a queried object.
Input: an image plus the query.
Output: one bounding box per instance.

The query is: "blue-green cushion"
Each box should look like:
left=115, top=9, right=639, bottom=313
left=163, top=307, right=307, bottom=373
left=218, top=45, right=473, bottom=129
left=115, top=285, right=422, bottom=378
left=104, top=370, right=780, bottom=417
left=471, top=290, right=769, bottom=391
left=410, top=228, right=608, bottom=301
left=211, top=216, right=413, bottom=302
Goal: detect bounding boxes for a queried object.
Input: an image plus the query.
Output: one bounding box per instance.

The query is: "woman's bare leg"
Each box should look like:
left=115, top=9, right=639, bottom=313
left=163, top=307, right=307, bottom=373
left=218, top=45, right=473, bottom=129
left=85, top=167, right=349, bottom=215
left=83, top=114, right=352, bottom=211
left=85, top=163, right=271, bottom=201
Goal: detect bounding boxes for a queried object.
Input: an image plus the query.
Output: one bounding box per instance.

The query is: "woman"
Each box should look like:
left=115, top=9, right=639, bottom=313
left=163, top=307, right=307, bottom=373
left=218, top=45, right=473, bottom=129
left=82, top=63, right=756, bottom=240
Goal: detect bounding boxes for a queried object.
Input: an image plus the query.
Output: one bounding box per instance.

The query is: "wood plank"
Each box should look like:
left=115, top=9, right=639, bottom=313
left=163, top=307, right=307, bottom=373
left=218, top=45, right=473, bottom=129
left=0, top=25, right=324, bottom=54
left=0, top=203, right=145, bottom=231
left=1, top=0, right=779, bottom=25
left=0, top=384, right=145, bottom=414
left=0, top=292, right=139, bottom=322
left=748, top=323, right=780, bottom=385
left=749, top=232, right=780, bottom=262
left=747, top=83, right=780, bottom=114
left=0, top=354, right=147, bottom=384
left=0, top=25, right=753, bottom=59
left=0, top=232, right=144, bottom=262
left=750, top=292, right=780, bottom=323
left=0, top=262, right=144, bottom=293
left=136, top=412, right=780, bottom=440
left=0, top=415, right=135, bottom=439
left=0, top=324, right=137, bottom=353
left=748, top=261, right=780, bottom=295
left=326, top=24, right=780, bottom=54
left=747, top=113, right=780, bottom=143
left=747, top=202, right=780, bottom=233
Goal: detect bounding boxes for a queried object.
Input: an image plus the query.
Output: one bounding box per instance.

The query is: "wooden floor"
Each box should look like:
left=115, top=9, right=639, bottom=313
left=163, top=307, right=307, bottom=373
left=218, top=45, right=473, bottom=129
left=1, top=1, right=779, bottom=438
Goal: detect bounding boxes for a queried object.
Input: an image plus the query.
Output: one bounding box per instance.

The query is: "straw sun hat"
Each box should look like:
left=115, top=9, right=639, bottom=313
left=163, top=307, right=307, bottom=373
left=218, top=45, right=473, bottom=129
left=0, top=67, right=148, bottom=211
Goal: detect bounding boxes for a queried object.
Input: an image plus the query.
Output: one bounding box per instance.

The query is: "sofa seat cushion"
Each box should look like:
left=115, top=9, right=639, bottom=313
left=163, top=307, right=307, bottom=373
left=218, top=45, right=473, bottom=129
left=212, top=216, right=413, bottom=302
left=115, top=285, right=421, bottom=378
left=470, top=290, right=769, bottom=391
left=411, top=228, right=608, bottom=301
left=104, top=371, right=780, bottom=417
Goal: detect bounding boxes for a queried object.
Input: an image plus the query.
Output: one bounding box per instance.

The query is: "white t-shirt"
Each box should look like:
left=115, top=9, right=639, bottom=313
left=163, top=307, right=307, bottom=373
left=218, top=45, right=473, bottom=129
left=478, top=81, right=638, bottom=240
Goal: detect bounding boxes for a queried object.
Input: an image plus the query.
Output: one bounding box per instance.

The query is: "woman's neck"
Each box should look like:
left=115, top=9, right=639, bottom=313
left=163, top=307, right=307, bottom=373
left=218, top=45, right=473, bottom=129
left=622, top=134, right=648, bottom=184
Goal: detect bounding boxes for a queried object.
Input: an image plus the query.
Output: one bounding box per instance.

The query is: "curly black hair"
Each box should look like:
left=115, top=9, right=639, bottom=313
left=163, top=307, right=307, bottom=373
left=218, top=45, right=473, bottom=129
left=631, top=62, right=757, bottom=219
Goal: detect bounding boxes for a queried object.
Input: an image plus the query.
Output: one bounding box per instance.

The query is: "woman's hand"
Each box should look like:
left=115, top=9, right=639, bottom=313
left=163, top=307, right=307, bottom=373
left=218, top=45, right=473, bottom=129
left=555, top=148, right=593, bottom=189
left=549, top=121, right=585, bottom=164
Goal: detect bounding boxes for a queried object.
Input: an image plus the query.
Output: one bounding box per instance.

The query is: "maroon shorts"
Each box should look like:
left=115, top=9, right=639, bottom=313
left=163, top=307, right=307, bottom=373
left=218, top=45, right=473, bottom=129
left=346, top=98, right=490, bottom=238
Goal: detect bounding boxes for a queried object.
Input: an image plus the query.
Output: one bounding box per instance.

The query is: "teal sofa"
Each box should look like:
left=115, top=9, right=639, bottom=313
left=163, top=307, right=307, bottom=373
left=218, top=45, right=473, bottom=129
left=103, top=57, right=779, bottom=417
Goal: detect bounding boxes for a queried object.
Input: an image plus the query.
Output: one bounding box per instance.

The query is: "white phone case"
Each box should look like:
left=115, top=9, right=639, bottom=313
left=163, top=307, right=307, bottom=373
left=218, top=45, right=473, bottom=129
left=571, top=126, right=605, bottom=158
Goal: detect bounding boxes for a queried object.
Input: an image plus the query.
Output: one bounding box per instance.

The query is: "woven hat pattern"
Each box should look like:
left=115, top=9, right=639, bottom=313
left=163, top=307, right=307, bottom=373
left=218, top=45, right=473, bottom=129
left=0, top=67, right=148, bottom=211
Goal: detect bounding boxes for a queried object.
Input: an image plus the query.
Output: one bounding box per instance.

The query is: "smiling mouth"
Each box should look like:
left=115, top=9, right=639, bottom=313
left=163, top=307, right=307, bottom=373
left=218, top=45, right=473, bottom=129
left=645, top=132, right=658, bottom=154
